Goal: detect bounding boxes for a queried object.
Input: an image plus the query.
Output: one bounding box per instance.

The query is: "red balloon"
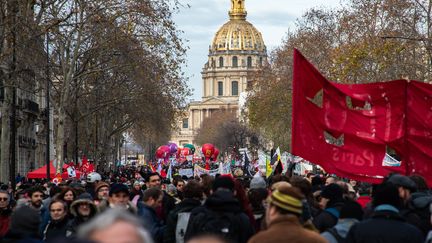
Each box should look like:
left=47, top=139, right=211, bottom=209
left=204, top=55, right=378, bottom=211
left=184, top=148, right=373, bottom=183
left=211, top=148, right=220, bottom=161
left=156, top=145, right=170, bottom=159
left=202, top=143, right=215, bottom=159
left=180, top=147, right=191, bottom=156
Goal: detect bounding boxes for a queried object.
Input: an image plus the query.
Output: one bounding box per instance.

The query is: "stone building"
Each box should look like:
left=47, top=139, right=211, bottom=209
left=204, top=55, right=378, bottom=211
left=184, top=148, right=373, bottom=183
left=170, top=0, right=267, bottom=146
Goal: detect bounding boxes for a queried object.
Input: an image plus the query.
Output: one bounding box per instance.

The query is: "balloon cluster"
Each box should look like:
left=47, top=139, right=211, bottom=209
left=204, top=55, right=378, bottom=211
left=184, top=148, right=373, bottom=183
left=156, top=142, right=220, bottom=162
left=155, top=143, right=196, bottom=162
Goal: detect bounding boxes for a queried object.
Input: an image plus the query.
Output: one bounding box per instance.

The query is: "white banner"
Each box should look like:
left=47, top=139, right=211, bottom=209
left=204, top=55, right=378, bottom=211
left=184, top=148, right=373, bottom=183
left=178, top=168, right=194, bottom=178
left=194, top=163, right=231, bottom=177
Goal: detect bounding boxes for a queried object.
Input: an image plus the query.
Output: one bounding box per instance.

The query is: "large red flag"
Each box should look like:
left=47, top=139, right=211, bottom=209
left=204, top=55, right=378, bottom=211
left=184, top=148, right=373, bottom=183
left=292, top=49, right=432, bottom=185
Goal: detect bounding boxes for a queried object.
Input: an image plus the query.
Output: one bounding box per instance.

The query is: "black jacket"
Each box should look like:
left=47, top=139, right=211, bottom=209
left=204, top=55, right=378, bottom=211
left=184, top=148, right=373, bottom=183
left=163, top=198, right=201, bottom=243
left=345, top=208, right=424, bottom=243
left=184, top=190, right=255, bottom=243
left=43, top=217, right=70, bottom=242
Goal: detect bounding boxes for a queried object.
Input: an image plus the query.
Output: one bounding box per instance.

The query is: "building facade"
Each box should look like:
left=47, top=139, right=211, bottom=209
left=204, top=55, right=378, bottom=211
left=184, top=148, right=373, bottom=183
left=170, top=0, right=267, bottom=146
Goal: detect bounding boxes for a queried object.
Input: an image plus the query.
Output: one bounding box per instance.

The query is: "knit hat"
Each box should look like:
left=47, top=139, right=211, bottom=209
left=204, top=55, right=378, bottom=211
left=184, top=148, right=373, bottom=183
left=212, top=175, right=235, bottom=192
left=388, top=174, right=417, bottom=191
left=10, top=205, right=41, bottom=235
left=250, top=176, right=266, bottom=189
left=109, top=183, right=129, bottom=196
left=340, top=200, right=364, bottom=220
left=320, top=183, right=344, bottom=201
left=267, top=184, right=303, bottom=215
left=95, top=181, right=109, bottom=193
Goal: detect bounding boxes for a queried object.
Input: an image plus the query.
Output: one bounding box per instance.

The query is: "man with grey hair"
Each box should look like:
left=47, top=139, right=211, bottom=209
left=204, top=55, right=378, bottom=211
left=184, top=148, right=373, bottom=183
left=78, top=208, right=154, bottom=243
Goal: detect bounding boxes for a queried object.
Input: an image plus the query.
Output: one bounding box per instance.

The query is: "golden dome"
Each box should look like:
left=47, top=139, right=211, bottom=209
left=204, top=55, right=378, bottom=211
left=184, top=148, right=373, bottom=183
left=211, top=0, right=266, bottom=53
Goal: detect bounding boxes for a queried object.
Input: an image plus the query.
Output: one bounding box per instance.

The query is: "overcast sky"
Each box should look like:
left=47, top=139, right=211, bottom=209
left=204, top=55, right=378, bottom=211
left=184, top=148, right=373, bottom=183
left=174, top=0, right=343, bottom=101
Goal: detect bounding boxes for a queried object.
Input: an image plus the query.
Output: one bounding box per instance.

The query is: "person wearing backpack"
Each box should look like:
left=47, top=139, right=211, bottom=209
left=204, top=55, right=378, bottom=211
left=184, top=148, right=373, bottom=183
left=321, top=200, right=364, bottom=243
left=184, top=175, right=255, bottom=243
left=164, top=180, right=203, bottom=243
left=248, top=184, right=326, bottom=243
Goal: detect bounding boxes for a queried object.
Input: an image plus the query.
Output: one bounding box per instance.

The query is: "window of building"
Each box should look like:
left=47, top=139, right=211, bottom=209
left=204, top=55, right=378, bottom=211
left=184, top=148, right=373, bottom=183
left=232, top=56, right=238, bottom=67
left=182, top=118, right=188, bottom=128
left=218, top=81, right=223, bottom=96
left=247, top=56, right=252, bottom=67
left=219, top=57, right=224, bottom=67
left=260, top=57, right=263, bottom=66
left=232, top=81, right=238, bottom=96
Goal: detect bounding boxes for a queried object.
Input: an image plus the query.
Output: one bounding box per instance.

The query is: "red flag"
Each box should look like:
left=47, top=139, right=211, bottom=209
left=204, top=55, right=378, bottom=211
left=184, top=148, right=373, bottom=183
left=80, top=155, right=95, bottom=174
left=292, top=49, right=432, bottom=185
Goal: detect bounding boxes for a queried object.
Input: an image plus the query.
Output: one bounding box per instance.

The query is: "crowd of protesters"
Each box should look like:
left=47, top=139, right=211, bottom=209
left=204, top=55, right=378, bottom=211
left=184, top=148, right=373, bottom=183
left=0, top=165, right=432, bottom=243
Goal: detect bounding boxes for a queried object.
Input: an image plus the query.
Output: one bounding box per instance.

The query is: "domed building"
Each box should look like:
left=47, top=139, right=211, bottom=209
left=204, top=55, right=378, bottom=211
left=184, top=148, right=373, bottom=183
left=171, top=0, right=267, bottom=146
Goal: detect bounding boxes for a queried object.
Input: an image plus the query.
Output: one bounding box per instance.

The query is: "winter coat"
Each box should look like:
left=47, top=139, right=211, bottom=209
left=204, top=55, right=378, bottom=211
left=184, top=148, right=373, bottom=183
left=163, top=198, right=201, bottom=243
left=313, top=201, right=344, bottom=232
left=43, top=217, right=70, bottom=242
left=185, top=189, right=255, bottom=243
left=66, top=194, right=98, bottom=237
left=345, top=205, right=424, bottom=243
left=248, top=215, right=327, bottom=243
left=321, top=218, right=359, bottom=243
left=138, top=203, right=166, bottom=243
left=404, top=191, right=432, bottom=236
left=0, top=208, right=12, bottom=237
left=156, top=191, right=176, bottom=223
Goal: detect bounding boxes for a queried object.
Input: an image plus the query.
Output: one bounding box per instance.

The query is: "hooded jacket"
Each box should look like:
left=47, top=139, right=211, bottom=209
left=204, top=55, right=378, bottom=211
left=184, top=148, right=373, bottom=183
left=66, top=193, right=98, bottom=237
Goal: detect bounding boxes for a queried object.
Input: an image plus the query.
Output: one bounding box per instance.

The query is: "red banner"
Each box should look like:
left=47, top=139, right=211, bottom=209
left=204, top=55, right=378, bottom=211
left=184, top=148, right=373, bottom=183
left=292, top=49, right=432, bottom=185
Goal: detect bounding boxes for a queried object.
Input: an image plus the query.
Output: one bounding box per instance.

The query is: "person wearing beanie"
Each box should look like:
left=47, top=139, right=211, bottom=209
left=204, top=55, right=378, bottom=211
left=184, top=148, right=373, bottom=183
left=66, top=193, right=98, bottom=238
left=248, top=185, right=326, bottom=243
left=212, top=175, right=235, bottom=192
left=321, top=200, right=364, bottom=243
left=94, top=181, right=109, bottom=206
left=313, top=183, right=345, bottom=232
left=346, top=182, right=424, bottom=243
left=129, top=181, right=144, bottom=205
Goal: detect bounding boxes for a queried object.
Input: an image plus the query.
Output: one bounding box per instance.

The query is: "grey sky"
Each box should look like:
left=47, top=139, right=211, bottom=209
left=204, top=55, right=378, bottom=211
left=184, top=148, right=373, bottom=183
left=174, top=0, right=342, bottom=101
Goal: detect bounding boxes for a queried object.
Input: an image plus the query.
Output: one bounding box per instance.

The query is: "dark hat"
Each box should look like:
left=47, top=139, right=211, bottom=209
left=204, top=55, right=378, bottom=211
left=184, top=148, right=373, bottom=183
left=340, top=200, right=364, bottom=220
left=10, top=205, right=41, bottom=235
left=388, top=174, right=417, bottom=191
left=321, top=183, right=343, bottom=201
left=212, top=175, right=235, bottom=192
left=109, top=183, right=129, bottom=196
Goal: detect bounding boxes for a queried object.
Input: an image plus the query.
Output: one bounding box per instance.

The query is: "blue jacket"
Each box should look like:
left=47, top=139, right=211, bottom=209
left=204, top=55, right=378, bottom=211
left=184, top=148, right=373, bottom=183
left=138, top=203, right=166, bottom=243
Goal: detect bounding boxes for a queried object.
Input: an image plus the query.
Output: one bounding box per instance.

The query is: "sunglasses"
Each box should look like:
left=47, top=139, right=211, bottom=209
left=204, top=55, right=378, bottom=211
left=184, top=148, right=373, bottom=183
left=0, top=198, right=9, bottom=201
